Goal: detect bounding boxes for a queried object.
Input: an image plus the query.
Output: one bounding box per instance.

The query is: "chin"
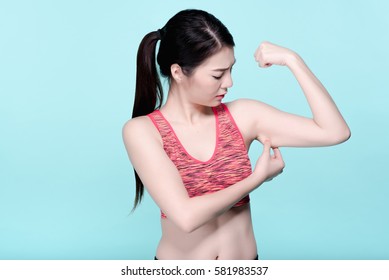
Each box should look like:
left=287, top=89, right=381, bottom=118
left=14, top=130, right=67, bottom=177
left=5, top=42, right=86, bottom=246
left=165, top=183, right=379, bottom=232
left=211, top=100, right=223, bottom=107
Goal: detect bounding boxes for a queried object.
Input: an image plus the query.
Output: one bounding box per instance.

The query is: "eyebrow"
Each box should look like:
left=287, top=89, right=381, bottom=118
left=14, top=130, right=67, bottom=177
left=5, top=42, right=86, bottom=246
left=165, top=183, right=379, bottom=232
left=212, top=59, right=236, bottom=72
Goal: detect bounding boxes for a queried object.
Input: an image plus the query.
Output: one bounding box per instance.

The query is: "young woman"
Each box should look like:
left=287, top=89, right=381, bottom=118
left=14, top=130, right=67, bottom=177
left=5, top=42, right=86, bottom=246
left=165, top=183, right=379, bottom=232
left=123, top=9, right=350, bottom=260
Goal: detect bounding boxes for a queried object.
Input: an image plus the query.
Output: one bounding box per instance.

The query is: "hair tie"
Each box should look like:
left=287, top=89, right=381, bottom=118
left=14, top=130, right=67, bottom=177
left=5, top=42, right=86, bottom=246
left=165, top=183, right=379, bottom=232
left=157, top=28, right=165, bottom=39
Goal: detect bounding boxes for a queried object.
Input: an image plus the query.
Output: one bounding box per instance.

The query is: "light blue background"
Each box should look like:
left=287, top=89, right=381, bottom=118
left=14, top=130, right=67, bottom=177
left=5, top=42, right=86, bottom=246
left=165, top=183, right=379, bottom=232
left=1, top=0, right=388, bottom=260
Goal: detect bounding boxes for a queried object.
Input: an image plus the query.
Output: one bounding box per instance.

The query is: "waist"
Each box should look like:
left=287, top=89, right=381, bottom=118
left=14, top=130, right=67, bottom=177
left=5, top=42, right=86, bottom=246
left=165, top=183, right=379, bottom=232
left=156, top=204, right=257, bottom=259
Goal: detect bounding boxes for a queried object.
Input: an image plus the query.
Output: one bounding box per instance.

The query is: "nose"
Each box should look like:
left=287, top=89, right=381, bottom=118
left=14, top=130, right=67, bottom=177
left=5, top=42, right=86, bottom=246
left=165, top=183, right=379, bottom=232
left=222, top=71, right=233, bottom=89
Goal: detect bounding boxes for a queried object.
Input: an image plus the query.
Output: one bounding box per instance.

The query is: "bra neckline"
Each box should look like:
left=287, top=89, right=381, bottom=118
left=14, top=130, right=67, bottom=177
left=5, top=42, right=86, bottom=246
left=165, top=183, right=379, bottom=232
left=155, top=107, right=220, bottom=164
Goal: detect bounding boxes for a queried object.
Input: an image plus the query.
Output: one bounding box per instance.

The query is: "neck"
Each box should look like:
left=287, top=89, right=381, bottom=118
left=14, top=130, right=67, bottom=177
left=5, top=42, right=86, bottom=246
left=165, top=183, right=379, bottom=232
left=161, top=87, right=213, bottom=125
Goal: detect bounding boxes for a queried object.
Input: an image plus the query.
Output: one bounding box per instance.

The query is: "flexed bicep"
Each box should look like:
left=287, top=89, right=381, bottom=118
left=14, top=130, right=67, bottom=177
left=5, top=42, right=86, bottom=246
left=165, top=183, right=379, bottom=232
left=250, top=41, right=350, bottom=147
left=254, top=104, right=333, bottom=147
left=230, top=99, right=344, bottom=148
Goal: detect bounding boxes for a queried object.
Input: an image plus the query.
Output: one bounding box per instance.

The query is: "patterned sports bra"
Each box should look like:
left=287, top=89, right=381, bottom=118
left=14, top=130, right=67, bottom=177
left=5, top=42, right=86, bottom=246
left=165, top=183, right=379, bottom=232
left=148, top=103, right=252, bottom=218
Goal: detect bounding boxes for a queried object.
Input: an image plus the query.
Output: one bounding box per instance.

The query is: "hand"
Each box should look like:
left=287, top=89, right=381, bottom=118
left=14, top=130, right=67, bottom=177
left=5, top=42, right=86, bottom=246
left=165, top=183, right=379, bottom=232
left=254, top=41, right=297, bottom=68
left=253, top=140, right=285, bottom=183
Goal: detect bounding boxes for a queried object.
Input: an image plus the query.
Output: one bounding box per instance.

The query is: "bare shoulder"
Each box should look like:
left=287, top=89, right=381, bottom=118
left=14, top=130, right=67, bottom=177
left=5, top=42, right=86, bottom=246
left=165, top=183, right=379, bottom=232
left=225, top=98, right=251, bottom=111
left=225, top=98, right=274, bottom=125
left=224, top=99, right=265, bottom=145
left=122, top=115, right=153, bottom=134
left=224, top=99, right=284, bottom=145
left=225, top=98, right=273, bottom=113
left=122, top=115, right=162, bottom=149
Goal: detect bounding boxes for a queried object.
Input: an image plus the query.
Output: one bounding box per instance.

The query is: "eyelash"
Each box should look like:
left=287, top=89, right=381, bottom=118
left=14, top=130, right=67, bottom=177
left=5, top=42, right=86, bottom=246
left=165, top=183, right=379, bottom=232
left=213, top=67, right=233, bottom=80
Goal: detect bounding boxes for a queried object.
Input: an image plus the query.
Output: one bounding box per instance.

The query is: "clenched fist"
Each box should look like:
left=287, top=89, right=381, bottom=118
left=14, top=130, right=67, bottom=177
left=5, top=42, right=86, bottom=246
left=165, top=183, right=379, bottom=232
left=254, top=41, right=298, bottom=68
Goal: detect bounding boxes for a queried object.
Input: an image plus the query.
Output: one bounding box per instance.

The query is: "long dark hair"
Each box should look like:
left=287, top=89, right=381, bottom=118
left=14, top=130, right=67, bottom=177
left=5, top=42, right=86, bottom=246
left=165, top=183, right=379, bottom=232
left=131, top=9, right=235, bottom=210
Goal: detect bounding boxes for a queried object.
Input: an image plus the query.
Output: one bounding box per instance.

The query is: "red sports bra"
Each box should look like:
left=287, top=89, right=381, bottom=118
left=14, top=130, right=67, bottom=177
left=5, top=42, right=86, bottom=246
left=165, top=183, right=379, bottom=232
left=148, top=103, right=252, bottom=218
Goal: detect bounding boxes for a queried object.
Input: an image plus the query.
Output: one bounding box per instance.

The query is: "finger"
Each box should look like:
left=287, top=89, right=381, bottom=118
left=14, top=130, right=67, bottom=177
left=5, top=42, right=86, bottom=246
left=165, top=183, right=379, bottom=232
left=256, top=55, right=272, bottom=68
left=254, top=43, right=263, bottom=60
left=258, top=60, right=268, bottom=68
left=259, top=63, right=272, bottom=68
left=254, top=48, right=259, bottom=61
left=254, top=51, right=262, bottom=63
left=261, top=140, right=271, bottom=156
left=272, top=147, right=282, bottom=159
left=272, top=148, right=285, bottom=170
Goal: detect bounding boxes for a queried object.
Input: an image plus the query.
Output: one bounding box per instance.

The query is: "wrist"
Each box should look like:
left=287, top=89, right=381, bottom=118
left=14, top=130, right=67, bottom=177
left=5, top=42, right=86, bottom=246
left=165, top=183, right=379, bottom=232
left=285, top=51, right=303, bottom=68
left=248, top=171, right=266, bottom=188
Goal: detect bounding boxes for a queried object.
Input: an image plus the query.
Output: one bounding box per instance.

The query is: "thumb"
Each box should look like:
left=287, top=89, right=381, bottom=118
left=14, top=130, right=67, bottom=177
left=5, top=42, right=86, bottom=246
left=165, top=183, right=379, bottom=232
left=272, top=147, right=282, bottom=159
left=261, top=139, right=271, bottom=156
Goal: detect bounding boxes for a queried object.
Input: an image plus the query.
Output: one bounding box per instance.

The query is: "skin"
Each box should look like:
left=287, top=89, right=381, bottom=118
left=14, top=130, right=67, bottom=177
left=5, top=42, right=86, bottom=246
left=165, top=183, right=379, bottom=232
left=122, top=41, right=351, bottom=260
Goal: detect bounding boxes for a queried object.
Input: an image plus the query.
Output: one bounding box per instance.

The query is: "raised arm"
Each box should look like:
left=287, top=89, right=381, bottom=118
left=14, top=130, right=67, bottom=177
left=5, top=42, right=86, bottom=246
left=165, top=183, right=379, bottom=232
left=236, top=41, right=350, bottom=148
left=122, top=117, right=284, bottom=233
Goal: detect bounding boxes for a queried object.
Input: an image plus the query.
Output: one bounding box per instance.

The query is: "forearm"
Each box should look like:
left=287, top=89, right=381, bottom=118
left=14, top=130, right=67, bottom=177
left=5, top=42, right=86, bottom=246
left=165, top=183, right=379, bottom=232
left=179, top=173, right=261, bottom=233
left=287, top=54, right=350, bottom=140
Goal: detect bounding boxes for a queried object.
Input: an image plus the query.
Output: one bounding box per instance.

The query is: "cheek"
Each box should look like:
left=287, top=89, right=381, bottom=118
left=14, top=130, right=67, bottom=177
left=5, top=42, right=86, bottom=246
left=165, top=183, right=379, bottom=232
left=189, top=74, right=220, bottom=95
left=208, top=80, right=222, bottom=92
left=199, top=77, right=220, bottom=91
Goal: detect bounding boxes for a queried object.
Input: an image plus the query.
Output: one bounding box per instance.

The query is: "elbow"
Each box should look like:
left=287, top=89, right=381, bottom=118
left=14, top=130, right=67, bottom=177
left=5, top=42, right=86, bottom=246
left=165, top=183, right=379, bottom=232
left=344, top=127, right=351, bottom=142
left=162, top=200, right=200, bottom=233
left=329, top=126, right=351, bottom=145
left=339, top=126, right=351, bottom=143
left=170, top=209, right=199, bottom=234
left=178, top=213, right=199, bottom=234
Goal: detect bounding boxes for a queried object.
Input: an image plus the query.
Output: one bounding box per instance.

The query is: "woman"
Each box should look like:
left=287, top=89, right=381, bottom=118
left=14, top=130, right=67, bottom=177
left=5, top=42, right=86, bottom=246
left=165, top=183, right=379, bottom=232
left=123, top=9, right=350, bottom=260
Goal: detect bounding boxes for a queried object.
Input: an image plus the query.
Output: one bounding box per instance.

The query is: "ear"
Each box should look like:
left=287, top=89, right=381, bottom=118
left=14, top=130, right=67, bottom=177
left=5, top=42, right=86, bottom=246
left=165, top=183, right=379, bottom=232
left=170, top=63, right=184, bottom=83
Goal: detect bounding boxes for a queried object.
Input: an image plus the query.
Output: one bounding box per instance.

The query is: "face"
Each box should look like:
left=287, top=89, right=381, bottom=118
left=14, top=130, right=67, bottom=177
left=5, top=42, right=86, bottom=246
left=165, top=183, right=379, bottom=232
left=180, top=46, right=235, bottom=107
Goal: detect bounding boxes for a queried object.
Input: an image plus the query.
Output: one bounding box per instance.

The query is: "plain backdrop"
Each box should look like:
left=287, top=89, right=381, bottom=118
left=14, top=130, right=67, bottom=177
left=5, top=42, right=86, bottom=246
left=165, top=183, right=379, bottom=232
left=1, top=0, right=388, bottom=260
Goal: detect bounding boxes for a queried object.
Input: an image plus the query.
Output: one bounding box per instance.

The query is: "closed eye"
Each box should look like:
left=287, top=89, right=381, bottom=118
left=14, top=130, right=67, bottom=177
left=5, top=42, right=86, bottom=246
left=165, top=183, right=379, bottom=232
left=212, top=65, right=233, bottom=80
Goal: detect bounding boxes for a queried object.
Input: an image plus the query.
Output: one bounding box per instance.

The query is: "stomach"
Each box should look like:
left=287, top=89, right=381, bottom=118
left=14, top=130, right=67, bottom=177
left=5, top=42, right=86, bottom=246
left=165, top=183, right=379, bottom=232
left=156, top=203, right=257, bottom=260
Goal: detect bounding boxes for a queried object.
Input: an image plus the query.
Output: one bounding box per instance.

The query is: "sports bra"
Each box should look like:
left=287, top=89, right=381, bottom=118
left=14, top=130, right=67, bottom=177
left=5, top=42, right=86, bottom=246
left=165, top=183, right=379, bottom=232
left=148, top=103, right=252, bottom=219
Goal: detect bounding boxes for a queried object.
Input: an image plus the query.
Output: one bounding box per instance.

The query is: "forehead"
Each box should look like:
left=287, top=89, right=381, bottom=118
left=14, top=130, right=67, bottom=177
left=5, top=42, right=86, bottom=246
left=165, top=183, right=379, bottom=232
left=198, top=47, right=235, bottom=70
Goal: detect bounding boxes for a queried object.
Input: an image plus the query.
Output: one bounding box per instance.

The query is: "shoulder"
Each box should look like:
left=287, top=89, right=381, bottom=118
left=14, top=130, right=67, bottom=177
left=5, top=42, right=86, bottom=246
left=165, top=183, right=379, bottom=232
left=122, top=115, right=150, bottom=137
left=122, top=115, right=152, bottom=134
left=122, top=115, right=162, bottom=149
left=225, top=98, right=266, bottom=112
left=223, top=99, right=282, bottom=143
left=222, top=99, right=265, bottom=143
left=224, top=98, right=274, bottom=118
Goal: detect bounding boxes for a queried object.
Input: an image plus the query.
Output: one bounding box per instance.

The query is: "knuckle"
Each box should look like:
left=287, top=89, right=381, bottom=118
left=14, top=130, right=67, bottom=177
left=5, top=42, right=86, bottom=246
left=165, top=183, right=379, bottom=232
left=260, top=41, right=269, bottom=49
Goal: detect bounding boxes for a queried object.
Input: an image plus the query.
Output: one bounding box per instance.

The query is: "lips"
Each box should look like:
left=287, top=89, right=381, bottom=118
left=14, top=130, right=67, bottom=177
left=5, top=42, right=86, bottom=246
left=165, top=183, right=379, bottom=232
left=216, top=92, right=227, bottom=98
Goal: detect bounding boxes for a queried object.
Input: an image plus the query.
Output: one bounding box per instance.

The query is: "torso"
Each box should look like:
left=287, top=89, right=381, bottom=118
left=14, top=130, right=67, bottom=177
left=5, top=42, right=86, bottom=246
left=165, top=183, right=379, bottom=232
left=158, top=204, right=257, bottom=260
left=148, top=101, right=257, bottom=260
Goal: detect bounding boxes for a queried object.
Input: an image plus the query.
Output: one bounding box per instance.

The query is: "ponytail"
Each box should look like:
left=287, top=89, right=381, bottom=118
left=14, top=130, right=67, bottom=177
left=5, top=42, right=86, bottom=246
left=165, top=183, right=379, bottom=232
left=132, top=30, right=163, bottom=210
left=133, top=31, right=163, bottom=118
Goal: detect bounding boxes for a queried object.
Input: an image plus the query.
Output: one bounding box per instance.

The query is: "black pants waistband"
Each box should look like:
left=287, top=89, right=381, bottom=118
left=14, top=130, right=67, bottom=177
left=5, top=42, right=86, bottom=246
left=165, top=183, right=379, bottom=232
left=154, top=255, right=258, bottom=260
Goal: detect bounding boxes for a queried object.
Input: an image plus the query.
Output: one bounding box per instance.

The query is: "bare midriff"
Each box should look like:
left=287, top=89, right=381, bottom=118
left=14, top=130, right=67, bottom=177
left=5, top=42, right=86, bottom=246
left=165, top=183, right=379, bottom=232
left=156, top=204, right=257, bottom=260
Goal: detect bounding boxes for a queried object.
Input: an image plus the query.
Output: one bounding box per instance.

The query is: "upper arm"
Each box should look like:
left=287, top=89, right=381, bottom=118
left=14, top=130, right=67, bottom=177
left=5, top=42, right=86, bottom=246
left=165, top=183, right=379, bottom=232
left=122, top=117, right=190, bottom=225
left=229, top=99, right=346, bottom=147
